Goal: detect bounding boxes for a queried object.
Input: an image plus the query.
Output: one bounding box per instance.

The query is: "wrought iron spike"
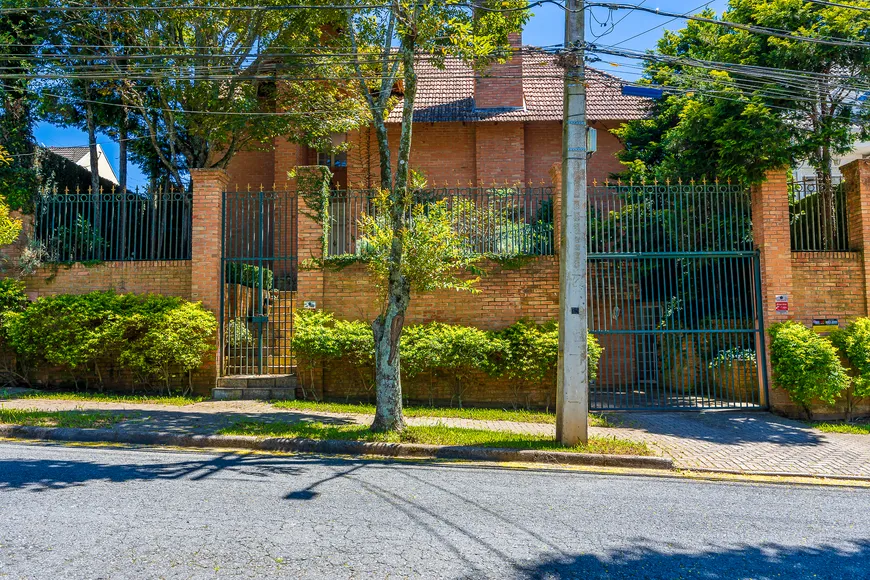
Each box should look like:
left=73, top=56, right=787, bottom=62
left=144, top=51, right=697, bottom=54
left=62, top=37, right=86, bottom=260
left=259, top=183, right=264, bottom=192
left=678, top=177, right=683, bottom=185
left=246, top=183, right=251, bottom=192
left=665, top=178, right=671, bottom=186
left=65, top=186, right=70, bottom=194
left=592, top=178, right=598, bottom=186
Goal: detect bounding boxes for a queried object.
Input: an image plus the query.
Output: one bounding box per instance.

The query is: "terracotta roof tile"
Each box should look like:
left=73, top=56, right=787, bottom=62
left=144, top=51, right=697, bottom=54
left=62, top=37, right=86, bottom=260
left=385, top=52, right=651, bottom=123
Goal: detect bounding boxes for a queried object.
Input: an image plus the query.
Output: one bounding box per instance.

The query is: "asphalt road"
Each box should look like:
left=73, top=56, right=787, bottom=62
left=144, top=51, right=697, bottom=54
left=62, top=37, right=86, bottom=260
left=1, top=442, right=869, bottom=580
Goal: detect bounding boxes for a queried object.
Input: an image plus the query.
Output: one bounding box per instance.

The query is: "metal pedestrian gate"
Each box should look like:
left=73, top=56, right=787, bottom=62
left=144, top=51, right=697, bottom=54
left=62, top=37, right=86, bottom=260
left=220, top=189, right=298, bottom=376
left=587, top=182, right=768, bottom=410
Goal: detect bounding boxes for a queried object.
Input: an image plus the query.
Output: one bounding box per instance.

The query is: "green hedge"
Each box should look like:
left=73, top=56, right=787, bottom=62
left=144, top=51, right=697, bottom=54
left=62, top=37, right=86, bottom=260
left=769, top=321, right=850, bottom=417
left=291, top=310, right=603, bottom=406
left=2, top=290, right=217, bottom=393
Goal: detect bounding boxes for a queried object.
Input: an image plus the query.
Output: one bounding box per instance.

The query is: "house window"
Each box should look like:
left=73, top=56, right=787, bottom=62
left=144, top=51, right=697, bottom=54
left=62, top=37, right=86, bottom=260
left=318, top=133, right=348, bottom=189
left=317, top=150, right=347, bottom=169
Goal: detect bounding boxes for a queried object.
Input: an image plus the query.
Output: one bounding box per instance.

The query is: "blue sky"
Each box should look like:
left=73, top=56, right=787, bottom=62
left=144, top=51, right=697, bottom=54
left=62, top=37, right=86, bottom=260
left=35, top=1, right=729, bottom=188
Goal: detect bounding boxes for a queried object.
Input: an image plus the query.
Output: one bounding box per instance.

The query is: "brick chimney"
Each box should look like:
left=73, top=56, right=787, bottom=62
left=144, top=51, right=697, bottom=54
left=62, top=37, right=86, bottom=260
left=474, top=32, right=524, bottom=110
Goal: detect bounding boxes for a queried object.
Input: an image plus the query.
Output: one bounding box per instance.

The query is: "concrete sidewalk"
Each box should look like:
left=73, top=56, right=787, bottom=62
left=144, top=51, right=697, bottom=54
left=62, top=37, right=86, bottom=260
left=2, top=397, right=869, bottom=478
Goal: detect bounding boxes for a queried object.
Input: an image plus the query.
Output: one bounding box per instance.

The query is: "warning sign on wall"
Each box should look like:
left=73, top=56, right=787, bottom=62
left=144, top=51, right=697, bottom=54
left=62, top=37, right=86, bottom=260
left=775, top=294, right=789, bottom=313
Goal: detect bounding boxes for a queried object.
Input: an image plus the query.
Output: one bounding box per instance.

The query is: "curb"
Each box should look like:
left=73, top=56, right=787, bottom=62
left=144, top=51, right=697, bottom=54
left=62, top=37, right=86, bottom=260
left=683, top=467, right=870, bottom=483
left=0, top=424, right=673, bottom=470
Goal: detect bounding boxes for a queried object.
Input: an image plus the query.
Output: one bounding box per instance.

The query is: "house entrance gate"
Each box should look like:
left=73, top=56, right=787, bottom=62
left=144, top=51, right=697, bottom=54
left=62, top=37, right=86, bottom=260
left=219, top=189, right=298, bottom=376
left=587, top=182, right=769, bottom=410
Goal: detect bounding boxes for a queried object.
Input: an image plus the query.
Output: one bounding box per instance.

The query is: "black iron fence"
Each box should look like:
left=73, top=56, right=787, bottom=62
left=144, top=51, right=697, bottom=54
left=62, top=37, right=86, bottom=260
left=34, top=189, right=193, bottom=262
left=789, top=177, right=849, bottom=252
left=328, top=187, right=555, bottom=256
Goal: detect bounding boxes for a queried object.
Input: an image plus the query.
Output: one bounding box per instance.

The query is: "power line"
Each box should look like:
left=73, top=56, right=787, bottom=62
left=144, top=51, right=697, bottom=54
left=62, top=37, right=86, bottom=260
left=586, top=2, right=870, bottom=48
left=604, top=1, right=714, bottom=49
left=803, top=0, right=870, bottom=10
left=0, top=1, right=563, bottom=14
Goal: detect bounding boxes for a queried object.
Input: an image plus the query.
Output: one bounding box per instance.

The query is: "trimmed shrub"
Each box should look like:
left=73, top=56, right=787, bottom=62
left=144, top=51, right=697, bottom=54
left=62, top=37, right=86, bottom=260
left=118, top=302, right=217, bottom=393
left=292, top=310, right=604, bottom=408
left=769, top=321, right=850, bottom=418
left=225, top=263, right=274, bottom=290
left=830, top=318, right=870, bottom=419
left=0, top=279, right=27, bottom=323
left=3, top=291, right=216, bottom=392
left=291, top=309, right=341, bottom=399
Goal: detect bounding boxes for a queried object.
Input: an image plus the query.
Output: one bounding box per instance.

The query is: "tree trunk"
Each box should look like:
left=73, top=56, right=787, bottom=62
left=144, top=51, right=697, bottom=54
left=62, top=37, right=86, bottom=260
left=817, top=142, right=835, bottom=251
left=371, top=280, right=410, bottom=432
left=85, top=98, right=102, bottom=260
left=370, top=23, right=418, bottom=433
left=118, top=110, right=128, bottom=259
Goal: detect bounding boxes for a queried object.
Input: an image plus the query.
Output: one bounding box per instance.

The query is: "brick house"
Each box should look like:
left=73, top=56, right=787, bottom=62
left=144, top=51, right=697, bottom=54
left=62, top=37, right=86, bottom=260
left=225, top=34, right=649, bottom=189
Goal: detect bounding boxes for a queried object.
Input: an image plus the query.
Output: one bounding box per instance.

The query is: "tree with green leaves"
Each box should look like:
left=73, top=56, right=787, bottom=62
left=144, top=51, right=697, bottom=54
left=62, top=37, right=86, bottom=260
left=614, top=0, right=870, bottom=192
left=316, top=1, right=528, bottom=432
left=0, top=6, right=42, bottom=210
left=77, top=0, right=363, bottom=188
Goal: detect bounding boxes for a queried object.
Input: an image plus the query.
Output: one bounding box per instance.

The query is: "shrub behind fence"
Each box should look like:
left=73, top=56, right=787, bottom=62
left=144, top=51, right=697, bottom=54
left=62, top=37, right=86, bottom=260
left=789, top=177, right=849, bottom=252
left=35, top=189, right=193, bottom=262
left=328, top=187, right=555, bottom=257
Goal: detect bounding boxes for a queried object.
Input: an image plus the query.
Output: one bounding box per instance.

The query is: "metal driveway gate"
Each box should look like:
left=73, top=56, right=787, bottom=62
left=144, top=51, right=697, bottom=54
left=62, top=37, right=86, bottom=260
left=588, top=182, right=768, bottom=410
left=220, top=189, right=297, bottom=376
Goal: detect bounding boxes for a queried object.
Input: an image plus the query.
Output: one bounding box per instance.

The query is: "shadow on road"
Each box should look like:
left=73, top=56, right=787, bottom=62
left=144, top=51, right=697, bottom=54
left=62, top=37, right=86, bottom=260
left=520, top=539, right=870, bottom=579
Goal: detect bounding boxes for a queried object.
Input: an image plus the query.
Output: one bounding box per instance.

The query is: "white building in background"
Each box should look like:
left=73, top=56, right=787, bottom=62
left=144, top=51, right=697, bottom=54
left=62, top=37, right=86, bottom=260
left=48, top=145, right=119, bottom=185
left=793, top=140, right=870, bottom=182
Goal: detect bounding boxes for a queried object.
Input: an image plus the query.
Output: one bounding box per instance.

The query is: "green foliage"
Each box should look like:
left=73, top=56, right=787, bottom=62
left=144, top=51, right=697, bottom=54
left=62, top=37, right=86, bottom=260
left=292, top=311, right=604, bottom=407
left=3, top=291, right=216, bottom=392
left=0, top=279, right=27, bottom=323
left=769, top=321, right=850, bottom=416
left=358, top=194, right=482, bottom=296
left=225, top=263, right=274, bottom=290
left=831, top=319, right=870, bottom=398
left=118, top=301, right=217, bottom=392
left=614, top=2, right=870, bottom=184
left=291, top=165, right=332, bottom=254
left=225, top=318, right=253, bottom=349
left=401, top=322, right=505, bottom=405
left=46, top=214, right=108, bottom=263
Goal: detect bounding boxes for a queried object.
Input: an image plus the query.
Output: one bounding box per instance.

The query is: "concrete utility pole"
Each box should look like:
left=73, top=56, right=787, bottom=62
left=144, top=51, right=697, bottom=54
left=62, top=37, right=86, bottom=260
left=556, top=0, right=588, bottom=446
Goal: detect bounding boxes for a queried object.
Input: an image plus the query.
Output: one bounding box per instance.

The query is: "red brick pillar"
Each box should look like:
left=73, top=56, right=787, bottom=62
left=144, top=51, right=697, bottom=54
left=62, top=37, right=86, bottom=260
left=190, top=169, right=228, bottom=388
left=550, top=162, right=562, bottom=255
left=751, top=169, right=792, bottom=408
left=841, top=159, right=870, bottom=314
left=294, top=166, right=330, bottom=310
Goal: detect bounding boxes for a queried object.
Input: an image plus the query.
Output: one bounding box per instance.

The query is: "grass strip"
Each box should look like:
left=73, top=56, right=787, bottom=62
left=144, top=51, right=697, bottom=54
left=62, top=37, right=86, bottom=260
left=811, top=422, right=870, bottom=435
left=219, top=420, right=649, bottom=456
left=271, top=400, right=615, bottom=427
left=0, top=408, right=125, bottom=429
left=0, top=390, right=204, bottom=406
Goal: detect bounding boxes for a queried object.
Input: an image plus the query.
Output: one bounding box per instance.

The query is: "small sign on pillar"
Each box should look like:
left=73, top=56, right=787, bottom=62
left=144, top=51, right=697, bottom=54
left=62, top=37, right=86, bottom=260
left=775, top=294, right=789, bottom=313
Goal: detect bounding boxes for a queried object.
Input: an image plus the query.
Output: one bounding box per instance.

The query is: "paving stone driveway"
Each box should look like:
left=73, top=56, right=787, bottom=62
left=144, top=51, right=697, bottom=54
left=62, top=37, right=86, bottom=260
left=598, top=411, right=870, bottom=478
left=1, top=398, right=868, bottom=478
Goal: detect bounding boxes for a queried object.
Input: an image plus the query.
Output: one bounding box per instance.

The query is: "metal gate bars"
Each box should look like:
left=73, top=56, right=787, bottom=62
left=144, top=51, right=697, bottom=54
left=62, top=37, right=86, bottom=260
left=588, top=182, right=768, bottom=410
left=220, top=189, right=298, bottom=376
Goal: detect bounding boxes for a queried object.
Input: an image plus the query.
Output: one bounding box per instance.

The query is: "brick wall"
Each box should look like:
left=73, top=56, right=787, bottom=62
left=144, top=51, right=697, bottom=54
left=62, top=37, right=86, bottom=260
left=474, top=32, right=524, bottom=110
left=345, top=120, right=627, bottom=188
left=322, top=257, right=558, bottom=328
left=754, top=168, right=870, bottom=418
left=791, top=252, right=866, bottom=326
left=21, top=261, right=192, bottom=300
